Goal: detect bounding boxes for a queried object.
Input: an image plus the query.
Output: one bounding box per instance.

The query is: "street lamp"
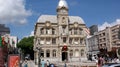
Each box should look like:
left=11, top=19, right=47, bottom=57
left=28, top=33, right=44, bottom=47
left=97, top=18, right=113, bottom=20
left=36, top=47, right=41, bottom=67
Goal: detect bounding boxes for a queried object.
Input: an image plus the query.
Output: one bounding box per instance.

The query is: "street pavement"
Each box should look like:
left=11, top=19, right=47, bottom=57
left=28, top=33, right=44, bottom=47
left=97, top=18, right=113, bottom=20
left=22, top=60, right=37, bottom=67
left=22, top=60, right=96, bottom=67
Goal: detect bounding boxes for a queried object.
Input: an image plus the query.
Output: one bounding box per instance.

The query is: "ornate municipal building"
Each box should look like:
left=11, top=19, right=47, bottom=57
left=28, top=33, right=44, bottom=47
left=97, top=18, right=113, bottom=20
left=34, top=0, right=88, bottom=64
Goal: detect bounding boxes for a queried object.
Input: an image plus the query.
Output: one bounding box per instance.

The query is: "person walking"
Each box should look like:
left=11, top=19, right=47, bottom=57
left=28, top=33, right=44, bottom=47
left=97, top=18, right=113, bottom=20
left=24, top=60, right=28, bottom=67
left=46, top=60, right=50, bottom=67
left=41, top=60, right=45, bottom=67
left=64, top=62, right=67, bottom=67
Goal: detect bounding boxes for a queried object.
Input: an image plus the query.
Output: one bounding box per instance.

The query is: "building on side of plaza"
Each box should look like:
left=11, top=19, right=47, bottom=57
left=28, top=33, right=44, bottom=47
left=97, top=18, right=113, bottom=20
left=86, top=32, right=99, bottom=60
left=89, top=25, right=98, bottom=35
left=0, top=24, right=10, bottom=36
left=98, top=24, right=120, bottom=57
left=86, top=25, right=99, bottom=60
left=33, top=0, right=89, bottom=64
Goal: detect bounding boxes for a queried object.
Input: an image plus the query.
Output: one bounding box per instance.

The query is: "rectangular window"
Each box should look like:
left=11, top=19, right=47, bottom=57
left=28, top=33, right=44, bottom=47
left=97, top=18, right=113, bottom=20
left=74, top=38, right=78, bottom=44
left=52, top=38, right=56, bottom=44
left=40, top=38, right=44, bottom=44
left=41, top=50, right=44, bottom=57
left=80, top=39, right=83, bottom=44
left=74, top=29, right=77, bottom=35
left=46, top=28, right=50, bottom=34
left=52, top=29, right=55, bottom=35
left=63, top=37, right=66, bottom=43
left=46, top=38, right=50, bottom=45
left=69, top=38, right=72, bottom=44
left=41, top=28, right=44, bottom=34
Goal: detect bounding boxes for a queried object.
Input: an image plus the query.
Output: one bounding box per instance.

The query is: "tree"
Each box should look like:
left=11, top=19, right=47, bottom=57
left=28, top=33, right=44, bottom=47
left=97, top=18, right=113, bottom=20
left=17, top=36, right=34, bottom=60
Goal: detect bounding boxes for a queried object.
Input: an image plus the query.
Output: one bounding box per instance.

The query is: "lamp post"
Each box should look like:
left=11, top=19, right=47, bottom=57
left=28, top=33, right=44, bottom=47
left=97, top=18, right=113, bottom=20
left=36, top=47, right=41, bottom=67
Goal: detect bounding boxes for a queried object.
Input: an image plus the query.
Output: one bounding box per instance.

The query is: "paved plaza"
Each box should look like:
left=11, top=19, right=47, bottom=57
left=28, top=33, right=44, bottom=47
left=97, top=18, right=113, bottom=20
left=22, top=60, right=97, bottom=67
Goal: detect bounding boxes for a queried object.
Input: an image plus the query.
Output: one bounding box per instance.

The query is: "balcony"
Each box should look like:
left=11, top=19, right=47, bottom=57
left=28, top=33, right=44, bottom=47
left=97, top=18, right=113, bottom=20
left=39, top=34, right=58, bottom=37
left=61, top=33, right=68, bottom=37
left=69, top=34, right=85, bottom=38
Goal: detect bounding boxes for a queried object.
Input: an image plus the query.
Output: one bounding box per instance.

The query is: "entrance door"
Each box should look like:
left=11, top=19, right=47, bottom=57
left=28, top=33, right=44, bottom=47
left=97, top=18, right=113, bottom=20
left=62, top=52, right=68, bottom=61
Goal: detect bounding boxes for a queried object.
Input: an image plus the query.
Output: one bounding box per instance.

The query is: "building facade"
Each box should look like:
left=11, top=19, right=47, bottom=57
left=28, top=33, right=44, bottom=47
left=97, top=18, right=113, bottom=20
left=87, top=33, right=99, bottom=60
left=0, top=24, right=10, bottom=36
left=98, top=24, right=120, bottom=57
left=89, top=25, right=98, bottom=35
left=34, top=0, right=88, bottom=64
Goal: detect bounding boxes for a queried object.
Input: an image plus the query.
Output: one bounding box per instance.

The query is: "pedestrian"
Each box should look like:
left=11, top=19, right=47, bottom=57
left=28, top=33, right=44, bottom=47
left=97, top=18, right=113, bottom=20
left=46, top=60, right=50, bottom=67
left=24, top=60, right=28, bottom=67
left=50, top=63, right=54, bottom=67
left=97, top=57, right=103, bottom=67
left=114, top=57, right=120, bottom=63
left=64, top=62, right=67, bottom=67
left=41, top=59, right=45, bottom=67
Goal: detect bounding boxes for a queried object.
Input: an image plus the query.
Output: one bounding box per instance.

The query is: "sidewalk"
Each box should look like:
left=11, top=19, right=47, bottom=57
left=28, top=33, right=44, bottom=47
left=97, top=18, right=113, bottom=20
left=22, top=60, right=37, bottom=67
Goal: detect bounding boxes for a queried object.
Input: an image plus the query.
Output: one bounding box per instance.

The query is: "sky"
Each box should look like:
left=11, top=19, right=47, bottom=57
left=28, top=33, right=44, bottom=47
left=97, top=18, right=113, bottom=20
left=0, top=0, right=120, bottom=39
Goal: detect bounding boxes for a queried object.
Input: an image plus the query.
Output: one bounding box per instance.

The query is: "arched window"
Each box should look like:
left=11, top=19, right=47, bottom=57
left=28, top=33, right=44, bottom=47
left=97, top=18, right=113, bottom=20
left=75, top=49, right=79, bottom=57
left=41, top=50, right=44, bottom=57
left=69, top=50, right=73, bottom=57
left=62, top=26, right=66, bottom=33
left=46, top=49, right=50, bottom=57
left=53, top=50, right=56, bottom=57
left=81, top=49, right=84, bottom=57
left=62, top=17, right=66, bottom=23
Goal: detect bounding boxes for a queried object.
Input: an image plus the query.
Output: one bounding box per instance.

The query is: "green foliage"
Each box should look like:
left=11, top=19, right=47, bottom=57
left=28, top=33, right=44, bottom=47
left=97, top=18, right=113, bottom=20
left=17, top=36, right=34, bottom=59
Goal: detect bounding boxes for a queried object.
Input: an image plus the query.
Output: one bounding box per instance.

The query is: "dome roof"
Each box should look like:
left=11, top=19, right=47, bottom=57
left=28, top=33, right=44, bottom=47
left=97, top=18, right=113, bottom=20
left=57, top=0, right=68, bottom=9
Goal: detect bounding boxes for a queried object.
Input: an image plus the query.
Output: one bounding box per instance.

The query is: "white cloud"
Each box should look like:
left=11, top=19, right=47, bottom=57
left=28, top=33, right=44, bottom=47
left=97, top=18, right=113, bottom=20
left=23, top=31, right=34, bottom=38
left=30, top=31, right=34, bottom=36
left=0, top=0, right=32, bottom=24
left=98, top=19, right=120, bottom=31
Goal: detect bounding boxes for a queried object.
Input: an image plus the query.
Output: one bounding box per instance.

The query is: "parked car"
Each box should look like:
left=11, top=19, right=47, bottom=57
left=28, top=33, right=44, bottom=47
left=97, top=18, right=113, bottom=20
left=102, top=63, right=120, bottom=67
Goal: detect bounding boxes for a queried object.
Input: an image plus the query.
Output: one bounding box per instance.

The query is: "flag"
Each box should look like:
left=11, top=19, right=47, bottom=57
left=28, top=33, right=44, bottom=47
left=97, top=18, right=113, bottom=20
left=2, top=37, right=5, bottom=45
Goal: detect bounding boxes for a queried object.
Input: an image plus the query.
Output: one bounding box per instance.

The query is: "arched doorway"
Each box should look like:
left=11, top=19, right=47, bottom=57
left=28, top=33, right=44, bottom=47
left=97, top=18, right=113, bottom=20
left=62, top=52, right=68, bottom=61
left=62, top=45, right=68, bottom=61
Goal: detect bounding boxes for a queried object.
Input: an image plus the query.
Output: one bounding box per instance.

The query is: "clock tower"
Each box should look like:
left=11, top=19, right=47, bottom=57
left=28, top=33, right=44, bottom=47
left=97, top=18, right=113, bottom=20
left=57, top=0, right=69, bottom=25
left=57, top=0, right=69, bottom=61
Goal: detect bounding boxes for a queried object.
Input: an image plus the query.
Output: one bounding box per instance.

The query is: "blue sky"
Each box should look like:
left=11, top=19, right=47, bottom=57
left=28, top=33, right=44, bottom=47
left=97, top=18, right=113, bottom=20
left=0, top=0, right=120, bottom=39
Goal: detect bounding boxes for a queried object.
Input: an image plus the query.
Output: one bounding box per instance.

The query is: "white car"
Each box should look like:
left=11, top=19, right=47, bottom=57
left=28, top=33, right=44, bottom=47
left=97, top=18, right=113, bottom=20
left=102, top=63, right=120, bottom=67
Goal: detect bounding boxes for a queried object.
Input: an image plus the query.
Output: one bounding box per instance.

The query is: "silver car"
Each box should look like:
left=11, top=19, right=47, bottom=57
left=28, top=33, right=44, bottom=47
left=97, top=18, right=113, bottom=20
left=102, top=63, right=120, bottom=67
